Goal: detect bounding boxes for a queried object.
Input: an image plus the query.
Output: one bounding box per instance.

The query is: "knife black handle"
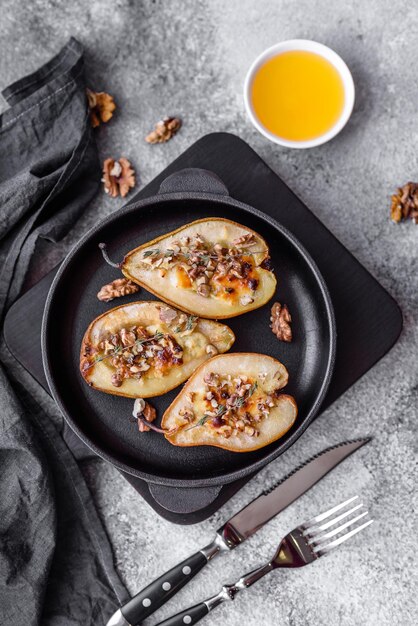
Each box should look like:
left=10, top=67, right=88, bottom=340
left=154, top=602, right=209, bottom=626
left=120, top=550, right=208, bottom=625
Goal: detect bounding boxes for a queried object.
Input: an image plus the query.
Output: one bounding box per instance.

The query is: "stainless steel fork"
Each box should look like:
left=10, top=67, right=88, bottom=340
left=153, top=496, right=373, bottom=626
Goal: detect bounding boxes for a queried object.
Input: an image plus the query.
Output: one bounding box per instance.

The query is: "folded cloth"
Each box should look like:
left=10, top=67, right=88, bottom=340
left=0, top=38, right=129, bottom=626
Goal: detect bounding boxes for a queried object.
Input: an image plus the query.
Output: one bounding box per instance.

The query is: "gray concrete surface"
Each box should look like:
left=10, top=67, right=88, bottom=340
left=1, top=1, right=417, bottom=624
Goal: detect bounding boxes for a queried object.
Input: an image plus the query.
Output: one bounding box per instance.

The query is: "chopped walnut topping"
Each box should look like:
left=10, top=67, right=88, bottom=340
left=204, top=372, right=219, bottom=386
left=139, top=232, right=266, bottom=299
left=244, top=425, right=259, bottom=437
left=86, top=89, right=116, bottom=128
left=218, top=424, right=232, bottom=438
left=232, top=233, right=256, bottom=247
left=159, top=307, right=178, bottom=324
left=240, top=294, right=254, bottom=306
left=89, top=326, right=184, bottom=387
left=270, top=302, right=292, bottom=342
left=145, top=117, right=182, bottom=144
left=391, top=182, right=418, bottom=223
left=102, top=158, right=136, bottom=198
left=119, top=328, right=134, bottom=347
left=197, top=283, right=210, bottom=297
left=226, top=393, right=238, bottom=407
left=132, top=362, right=151, bottom=372
left=182, top=373, right=276, bottom=439
left=97, top=278, right=139, bottom=302
left=102, top=340, right=114, bottom=354
left=179, top=407, right=195, bottom=423
left=111, top=372, right=123, bottom=387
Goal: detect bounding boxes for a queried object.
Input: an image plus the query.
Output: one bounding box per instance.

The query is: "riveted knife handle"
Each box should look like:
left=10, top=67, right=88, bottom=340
left=154, top=602, right=209, bottom=626
left=120, top=550, right=208, bottom=625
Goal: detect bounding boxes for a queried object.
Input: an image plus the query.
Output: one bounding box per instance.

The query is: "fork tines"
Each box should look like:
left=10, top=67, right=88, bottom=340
left=301, top=495, right=373, bottom=556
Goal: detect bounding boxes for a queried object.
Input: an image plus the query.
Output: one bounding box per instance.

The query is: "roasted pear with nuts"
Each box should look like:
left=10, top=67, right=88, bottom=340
left=80, top=302, right=235, bottom=398
left=106, top=218, right=276, bottom=319
left=162, top=353, right=297, bottom=452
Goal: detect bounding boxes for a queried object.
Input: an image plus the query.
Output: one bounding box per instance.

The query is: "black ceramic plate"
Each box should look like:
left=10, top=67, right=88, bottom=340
left=42, top=169, right=336, bottom=487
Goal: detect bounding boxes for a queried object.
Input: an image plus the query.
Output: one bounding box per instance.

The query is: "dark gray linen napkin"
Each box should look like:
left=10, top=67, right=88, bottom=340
left=0, top=38, right=129, bottom=626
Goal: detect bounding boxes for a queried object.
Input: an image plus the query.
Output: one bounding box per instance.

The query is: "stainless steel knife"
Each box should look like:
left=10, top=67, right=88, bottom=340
left=107, top=438, right=369, bottom=626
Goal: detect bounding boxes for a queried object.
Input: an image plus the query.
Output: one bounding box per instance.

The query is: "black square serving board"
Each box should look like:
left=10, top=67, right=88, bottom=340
left=3, top=132, right=402, bottom=524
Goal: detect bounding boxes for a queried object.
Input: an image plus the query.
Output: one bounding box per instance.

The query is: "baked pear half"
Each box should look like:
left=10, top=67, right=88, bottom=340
left=120, top=218, right=276, bottom=318
left=162, top=353, right=297, bottom=452
left=80, top=301, right=235, bottom=398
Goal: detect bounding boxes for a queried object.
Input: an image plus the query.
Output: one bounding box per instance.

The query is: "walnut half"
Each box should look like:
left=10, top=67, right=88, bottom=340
left=145, top=117, right=181, bottom=144
left=97, top=278, right=139, bottom=302
left=86, top=89, right=116, bottom=128
left=102, top=158, right=136, bottom=198
left=270, top=302, right=292, bottom=342
left=391, top=182, right=418, bottom=224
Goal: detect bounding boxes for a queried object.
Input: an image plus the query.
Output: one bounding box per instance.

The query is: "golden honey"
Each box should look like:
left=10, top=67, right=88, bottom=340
left=251, top=50, right=345, bottom=142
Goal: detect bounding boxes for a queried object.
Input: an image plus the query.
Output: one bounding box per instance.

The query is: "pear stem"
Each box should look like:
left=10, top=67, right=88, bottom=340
left=136, top=415, right=179, bottom=435
left=98, top=242, right=121, bottom=268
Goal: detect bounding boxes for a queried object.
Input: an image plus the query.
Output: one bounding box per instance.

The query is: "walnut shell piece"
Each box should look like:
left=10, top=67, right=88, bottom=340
left=270, top=302, right=292, bottom=342
left=97, top=278, right=140, bottom=302
left=86, top=89, right=116, bottom=128
left=102, top=158, right=136, bottom=198
left=145, top=117, right=182, bottom=144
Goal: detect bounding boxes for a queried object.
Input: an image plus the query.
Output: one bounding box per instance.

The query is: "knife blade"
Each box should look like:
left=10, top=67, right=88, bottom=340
left=108, top=438, right=369, bottom=626
left=217, top=438, right=370, bottom=547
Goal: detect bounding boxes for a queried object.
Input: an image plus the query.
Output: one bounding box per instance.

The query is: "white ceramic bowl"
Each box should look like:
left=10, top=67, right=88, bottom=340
left=243, top=39, right=355, bottom=149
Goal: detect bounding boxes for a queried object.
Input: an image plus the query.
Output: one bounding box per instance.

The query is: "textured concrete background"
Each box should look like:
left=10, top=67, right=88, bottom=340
left=1, top=1, right=417, bottom=624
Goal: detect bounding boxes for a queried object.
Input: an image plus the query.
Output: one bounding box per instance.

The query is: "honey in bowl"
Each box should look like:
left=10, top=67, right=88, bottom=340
left=251, top=50, right=346, bottom=142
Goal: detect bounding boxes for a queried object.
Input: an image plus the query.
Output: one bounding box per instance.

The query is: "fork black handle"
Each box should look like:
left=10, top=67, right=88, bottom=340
left=153, top=563, right=273, bottom=626
left=120, top=551, right=208, bottom=625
